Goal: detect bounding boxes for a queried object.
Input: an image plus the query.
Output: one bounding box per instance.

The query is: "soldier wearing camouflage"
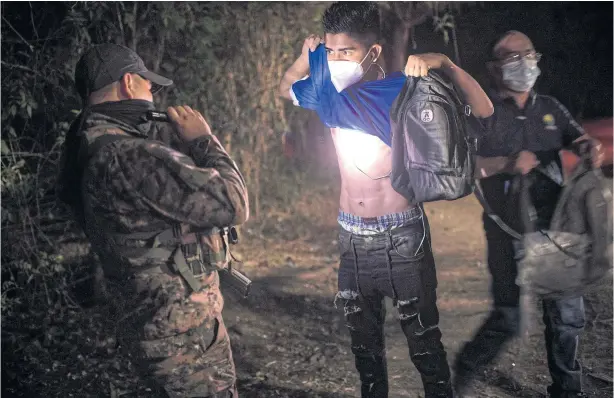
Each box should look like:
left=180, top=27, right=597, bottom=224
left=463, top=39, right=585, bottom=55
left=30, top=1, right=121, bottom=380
left=58, top=43, right=248, bottom=398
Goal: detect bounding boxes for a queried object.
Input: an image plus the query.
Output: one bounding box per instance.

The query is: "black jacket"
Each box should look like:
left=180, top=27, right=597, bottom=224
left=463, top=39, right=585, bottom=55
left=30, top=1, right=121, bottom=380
left=477, top=91, right=585, bottom=240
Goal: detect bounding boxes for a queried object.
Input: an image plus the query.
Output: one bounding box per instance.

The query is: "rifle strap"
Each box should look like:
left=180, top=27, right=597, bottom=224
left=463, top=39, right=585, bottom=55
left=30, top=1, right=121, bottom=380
left=171, top=243, right=202, bottom=292
left=111, top=225, right=224, bottom=293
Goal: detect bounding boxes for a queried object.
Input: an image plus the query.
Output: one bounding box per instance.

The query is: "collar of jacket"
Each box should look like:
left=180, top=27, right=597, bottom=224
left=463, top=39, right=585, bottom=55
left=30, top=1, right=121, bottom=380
left=488, top=88, right=538, bottom=108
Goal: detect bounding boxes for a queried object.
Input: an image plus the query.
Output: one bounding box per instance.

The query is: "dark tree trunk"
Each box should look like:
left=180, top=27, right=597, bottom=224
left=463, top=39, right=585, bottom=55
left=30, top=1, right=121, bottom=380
left=379, top=2, right=433, bottom=73
left=390, top=22, right=411, bottom=73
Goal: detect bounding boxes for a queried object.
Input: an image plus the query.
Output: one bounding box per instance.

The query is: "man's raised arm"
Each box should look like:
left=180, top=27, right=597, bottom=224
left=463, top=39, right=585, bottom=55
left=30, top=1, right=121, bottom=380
left=108, top=106, right=249, bottom=228
left=278, top=35, right=323, bottom=101
left=404, top=53, right=494, bottom=118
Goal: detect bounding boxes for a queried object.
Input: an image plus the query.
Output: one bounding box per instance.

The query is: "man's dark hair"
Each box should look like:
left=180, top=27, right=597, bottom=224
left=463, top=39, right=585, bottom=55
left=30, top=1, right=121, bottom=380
left=322, top=2, right=380, bottom=47
left=486, top=30, right=524, bottom=60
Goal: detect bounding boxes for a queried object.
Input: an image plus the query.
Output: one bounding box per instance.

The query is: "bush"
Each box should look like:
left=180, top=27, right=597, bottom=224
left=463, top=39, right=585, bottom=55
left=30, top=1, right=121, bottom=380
left=1, top=1, right=331, bottom=317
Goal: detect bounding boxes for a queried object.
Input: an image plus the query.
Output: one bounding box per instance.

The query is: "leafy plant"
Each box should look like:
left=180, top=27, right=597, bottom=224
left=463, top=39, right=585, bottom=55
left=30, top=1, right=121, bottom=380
left=0, top=2, right=332, bottom=330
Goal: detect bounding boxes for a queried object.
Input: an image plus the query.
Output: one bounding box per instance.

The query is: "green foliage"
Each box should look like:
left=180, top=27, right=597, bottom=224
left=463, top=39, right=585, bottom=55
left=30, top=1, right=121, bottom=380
left=0, top=2, right=329, bottom=318
left=433, top=13, right=455, bottom=46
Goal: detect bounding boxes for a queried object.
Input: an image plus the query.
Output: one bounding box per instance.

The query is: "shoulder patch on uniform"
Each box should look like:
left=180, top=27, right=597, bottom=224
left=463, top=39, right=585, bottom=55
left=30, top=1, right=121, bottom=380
left=542, top=113, right=558, bottom=130
left=543, top=113, right=555, bottom=126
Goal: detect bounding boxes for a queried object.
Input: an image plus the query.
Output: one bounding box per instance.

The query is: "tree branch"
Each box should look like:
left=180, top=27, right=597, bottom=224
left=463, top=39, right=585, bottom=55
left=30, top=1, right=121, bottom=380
left=2, top=16, right=34, bottom=52
left=29, top=2, right=39, bottom=40
left=1, top=61, right=72, bottom=97
left=115, top=3, right=125, bottom=46
left=131, top=2, right=139, bottom=51
left=391, top=2, right=434, bottom=28
left=153, top=32, right=166, bottom=74
left=1, top=60, right=37, bottom=74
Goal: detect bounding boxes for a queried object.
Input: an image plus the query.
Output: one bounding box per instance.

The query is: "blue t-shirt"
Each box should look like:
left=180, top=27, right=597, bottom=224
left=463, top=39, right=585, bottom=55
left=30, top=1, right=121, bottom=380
left=290, top=44, right=406, bottom=147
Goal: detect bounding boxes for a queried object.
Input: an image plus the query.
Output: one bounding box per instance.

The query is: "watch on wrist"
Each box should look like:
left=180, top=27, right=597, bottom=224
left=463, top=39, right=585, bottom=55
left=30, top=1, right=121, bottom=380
left=190, top=136, right=211, bottom=155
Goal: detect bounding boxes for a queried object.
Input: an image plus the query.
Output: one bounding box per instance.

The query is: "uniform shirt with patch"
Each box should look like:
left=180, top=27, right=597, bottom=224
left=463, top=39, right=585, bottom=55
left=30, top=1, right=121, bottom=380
left=477, top=91, right=584, bottom=157
left=477, top=91, right=585, bottom=237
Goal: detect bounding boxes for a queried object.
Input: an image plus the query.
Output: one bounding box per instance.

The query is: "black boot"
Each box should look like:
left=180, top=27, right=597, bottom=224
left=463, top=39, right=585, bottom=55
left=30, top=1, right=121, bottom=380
left=547, top=385, right=587, bottom=398
left=424, top=380, right=454, bottom=398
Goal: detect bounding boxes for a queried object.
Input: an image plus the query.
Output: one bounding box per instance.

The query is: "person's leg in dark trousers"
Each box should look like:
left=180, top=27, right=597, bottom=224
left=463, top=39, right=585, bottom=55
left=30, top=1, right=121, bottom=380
left=543, top=296, right=586, bottom=397
left=454, top=237, right=521, bottom=393
left=336, top=229, right=389, bottom=398
left=385, top=220, right=453, bottom=397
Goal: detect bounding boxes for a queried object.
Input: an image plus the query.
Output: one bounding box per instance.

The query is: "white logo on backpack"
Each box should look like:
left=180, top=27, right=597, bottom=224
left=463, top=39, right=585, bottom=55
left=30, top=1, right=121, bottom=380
left=421, top=109, right=433, bottom=123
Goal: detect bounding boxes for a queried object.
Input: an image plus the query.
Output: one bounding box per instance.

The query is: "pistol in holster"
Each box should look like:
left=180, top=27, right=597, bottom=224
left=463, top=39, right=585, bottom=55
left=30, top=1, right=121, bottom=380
left=172, top=225, right=252, bottom=298
left=113, top=225, right=252, bottom=298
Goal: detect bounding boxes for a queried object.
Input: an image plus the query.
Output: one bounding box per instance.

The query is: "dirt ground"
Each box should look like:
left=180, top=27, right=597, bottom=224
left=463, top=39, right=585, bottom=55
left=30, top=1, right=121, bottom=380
left=224, top=194, right=613, bottom=398
left=3, top=191, right=612, bottom=398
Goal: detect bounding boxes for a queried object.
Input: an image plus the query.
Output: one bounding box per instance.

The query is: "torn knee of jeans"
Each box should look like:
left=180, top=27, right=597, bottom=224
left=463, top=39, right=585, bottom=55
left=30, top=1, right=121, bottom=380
left=398, top=311, right=418, bottom=321
left=337, top=289, right=359, bottom=300
left=396, top=297, right=419, bottom=307
left=344, top=304, right=362, bottom=316
left=351, top=344, right=384, bottom=357
left=396, top=297, right=419, bottom=320
left=411, top=350, right=431, bottom=358
left=334, top=290, right=360, bottom=309
left=414, top=324, right=440, bottom=337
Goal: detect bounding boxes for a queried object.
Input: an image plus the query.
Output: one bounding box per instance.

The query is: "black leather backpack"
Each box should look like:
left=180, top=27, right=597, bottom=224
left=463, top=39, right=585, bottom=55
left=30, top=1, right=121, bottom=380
left=389, top=71, right=480, bottom=204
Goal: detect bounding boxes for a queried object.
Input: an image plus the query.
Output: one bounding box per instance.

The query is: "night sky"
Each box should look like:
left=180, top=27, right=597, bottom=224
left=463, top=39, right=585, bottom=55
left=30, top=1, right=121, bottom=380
left=413, top=2, right=613, bottom=120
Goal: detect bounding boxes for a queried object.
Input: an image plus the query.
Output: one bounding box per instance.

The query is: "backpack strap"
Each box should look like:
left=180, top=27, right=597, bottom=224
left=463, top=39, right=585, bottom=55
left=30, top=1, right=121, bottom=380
left=427, top=71, right=485, bottom=146
left=473, top=178, right=523, bottom=240
left=427, top=72, right=470, bottom=114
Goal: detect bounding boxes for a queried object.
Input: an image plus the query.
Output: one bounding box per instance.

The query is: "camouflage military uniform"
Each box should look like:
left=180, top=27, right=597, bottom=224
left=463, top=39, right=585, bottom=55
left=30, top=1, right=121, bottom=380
left=74, top=111, right=248, bottom=397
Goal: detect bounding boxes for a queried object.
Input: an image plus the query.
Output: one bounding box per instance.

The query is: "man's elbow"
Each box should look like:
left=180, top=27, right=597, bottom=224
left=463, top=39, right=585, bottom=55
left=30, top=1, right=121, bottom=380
left=229, top=191, right=250, bottom=225
left=474, top=102, right=494, bottom=119
left=484, top=102, right=495, bottom=117
left=232, top=203, right=249, bottom=225
left=278, top=83, right=292, bottom=101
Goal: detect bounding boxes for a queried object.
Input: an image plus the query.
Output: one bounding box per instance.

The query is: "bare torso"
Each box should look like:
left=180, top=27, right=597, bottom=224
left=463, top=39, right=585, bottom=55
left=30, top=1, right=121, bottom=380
left=331, top=128, right=411, bottom=217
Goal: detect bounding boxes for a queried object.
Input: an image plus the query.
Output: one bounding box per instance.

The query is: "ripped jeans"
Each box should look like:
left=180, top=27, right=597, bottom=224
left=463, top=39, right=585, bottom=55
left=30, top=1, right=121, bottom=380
left=335, top=217, right=453, bottom=398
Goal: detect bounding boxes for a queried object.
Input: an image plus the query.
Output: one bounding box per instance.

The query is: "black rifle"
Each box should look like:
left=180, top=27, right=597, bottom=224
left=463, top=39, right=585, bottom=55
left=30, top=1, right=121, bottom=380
left=219, top=265, right=252, bottom=298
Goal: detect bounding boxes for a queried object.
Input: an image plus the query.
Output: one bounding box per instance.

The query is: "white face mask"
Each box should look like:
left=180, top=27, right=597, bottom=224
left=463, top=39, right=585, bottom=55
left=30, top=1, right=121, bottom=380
left=328, top=50, right=377, bottom=92
left=501, top=59, right=541, bottom=93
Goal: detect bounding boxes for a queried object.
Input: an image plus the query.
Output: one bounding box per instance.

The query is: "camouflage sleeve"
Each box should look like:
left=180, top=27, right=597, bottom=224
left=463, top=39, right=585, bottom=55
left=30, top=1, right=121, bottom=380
left=109, top=136, right=249, bottom=228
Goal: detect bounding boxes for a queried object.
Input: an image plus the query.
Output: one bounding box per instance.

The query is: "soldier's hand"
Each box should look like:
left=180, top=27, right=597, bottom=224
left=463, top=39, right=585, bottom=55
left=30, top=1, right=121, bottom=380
left=167, top=105, right=212, bottom=142
left=514, top=150, right=540, bottom=175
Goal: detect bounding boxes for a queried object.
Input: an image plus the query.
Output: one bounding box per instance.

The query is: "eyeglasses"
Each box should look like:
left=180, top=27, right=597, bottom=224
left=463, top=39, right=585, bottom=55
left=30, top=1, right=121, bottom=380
left=497, top=52, right=542, bottom=65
